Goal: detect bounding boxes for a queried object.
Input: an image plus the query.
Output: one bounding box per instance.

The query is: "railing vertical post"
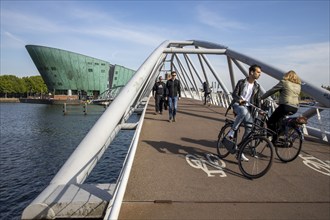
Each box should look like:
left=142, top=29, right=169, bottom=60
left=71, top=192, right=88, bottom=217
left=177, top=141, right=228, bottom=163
left=63, top=103, right=67, bottom=115
left=83, top=103, right=87, bottom=115
left=218, top=92, right=224, bottom=107
left=316, top=108, right=328, bottom=142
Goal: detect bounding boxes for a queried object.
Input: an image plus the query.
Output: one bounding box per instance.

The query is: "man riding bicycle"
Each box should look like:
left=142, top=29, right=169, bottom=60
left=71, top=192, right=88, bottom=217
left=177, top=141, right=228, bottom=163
left=227, top=64, right=262, bottom=161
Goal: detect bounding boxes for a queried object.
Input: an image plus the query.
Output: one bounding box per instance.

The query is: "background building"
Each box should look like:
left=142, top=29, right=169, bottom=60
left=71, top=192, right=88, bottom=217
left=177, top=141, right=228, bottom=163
left=25, top=45, right=135, bottom=100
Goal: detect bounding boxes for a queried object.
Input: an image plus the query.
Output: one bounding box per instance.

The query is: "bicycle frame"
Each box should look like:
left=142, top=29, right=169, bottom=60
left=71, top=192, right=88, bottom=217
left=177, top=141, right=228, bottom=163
left=280, top=117, right=305, bottom=142
left=223, top=116, right=271, bottom=152
left=217, top=104, right=274, bottom=178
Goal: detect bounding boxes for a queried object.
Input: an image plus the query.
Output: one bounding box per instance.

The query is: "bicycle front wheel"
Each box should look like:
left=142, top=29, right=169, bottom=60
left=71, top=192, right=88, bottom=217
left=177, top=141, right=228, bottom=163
left=216, top=123, right=232, bottom=159
left=238, top=136, right=273, bottom=179
left=275, top=128, right=302, bottom=162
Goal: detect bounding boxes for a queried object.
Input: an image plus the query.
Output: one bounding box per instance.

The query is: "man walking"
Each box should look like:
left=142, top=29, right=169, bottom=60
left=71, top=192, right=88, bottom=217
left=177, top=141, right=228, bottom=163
left=203, top=81, right=211, bottom=105
left=166, top=71, right=181, bottom=122
left=152, top=76, right=166, bottom=114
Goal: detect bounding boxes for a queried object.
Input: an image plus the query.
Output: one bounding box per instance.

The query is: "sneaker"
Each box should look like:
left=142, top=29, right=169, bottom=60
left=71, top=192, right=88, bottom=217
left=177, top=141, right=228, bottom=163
left=172, top=117, right=176, bottom=122
left=241, top=153, right=249, bottom=162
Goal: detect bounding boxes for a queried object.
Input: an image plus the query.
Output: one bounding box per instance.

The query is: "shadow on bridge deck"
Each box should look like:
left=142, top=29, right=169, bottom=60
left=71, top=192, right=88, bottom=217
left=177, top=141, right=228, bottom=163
left=119, top=98, right=330, bottom=220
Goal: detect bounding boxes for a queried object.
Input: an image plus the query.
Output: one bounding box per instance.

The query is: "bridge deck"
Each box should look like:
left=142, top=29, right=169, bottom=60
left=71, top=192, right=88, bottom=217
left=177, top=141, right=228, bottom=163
left=119, top=98, right=330, bottom=220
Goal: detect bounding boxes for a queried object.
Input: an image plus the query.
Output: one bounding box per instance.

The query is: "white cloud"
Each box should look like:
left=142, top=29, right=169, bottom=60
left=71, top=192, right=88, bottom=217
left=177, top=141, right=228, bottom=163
left=196, top=5, right=247, bottom=31
left=2, top=31, right=26, bottom=47
left=73, top=25, right=165, bottom=47
left=1, top=7, right=166, bottom=48
left=1, top=10, right=62, bottom=33
left=244, top=42, right=330, bottom=88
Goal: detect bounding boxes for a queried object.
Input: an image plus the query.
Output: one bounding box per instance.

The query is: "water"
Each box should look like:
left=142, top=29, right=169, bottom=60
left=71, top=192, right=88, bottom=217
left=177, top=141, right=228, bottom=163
left=0, top=103, right=135, bottom=219
left=0, top=103, right=328, bottom=220
left=297, top=107, right=330, bottom=131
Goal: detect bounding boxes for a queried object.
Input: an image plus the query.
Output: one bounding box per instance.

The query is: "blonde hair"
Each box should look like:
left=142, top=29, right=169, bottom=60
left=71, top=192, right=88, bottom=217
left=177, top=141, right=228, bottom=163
left=283, top=70, right=301, bottom=85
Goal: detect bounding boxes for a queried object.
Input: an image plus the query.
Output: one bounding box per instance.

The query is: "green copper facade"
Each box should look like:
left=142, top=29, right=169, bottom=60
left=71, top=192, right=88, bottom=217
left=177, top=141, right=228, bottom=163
left=25, top=45, right=135, bottom=97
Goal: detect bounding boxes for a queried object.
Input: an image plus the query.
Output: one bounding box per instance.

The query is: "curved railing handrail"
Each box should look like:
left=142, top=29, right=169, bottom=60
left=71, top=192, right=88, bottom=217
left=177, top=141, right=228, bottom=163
left=22, top=40, right=172, bottom=219
left=104, top=97, right=150, bottom=220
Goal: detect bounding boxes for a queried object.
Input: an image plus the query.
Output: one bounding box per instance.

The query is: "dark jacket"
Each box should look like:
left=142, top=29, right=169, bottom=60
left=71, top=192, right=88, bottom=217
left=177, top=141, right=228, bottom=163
left=203, top=82, right=211, bottom=94
left=166, top=79, right=181, bottom=98
left=153, top=81, right=166, bottom=96
left=231, top=78, right=261, bottom=107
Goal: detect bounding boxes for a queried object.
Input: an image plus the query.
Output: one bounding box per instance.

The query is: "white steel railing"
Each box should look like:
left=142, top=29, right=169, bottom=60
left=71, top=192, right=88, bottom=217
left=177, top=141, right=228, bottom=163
left=22, top=40, right=330, bottom=220
left=299, top=104, right=330, bottom=142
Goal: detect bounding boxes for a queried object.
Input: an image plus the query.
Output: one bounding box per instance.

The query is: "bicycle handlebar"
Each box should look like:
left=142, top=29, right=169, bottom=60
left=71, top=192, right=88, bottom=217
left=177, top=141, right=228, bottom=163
left=244, top=101, right=268, bottom=115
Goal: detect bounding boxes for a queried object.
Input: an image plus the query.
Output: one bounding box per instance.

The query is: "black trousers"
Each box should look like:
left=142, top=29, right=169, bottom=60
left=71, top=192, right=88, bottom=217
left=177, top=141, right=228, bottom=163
left=267, top=104, right=298, bottom=132
left=163, top=98, right=168, bottom=110
left=155, top=95, right=164, bottom=113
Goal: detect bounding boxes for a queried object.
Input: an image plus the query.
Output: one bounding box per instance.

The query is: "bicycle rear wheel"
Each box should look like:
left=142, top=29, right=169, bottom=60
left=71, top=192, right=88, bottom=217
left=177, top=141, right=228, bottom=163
left=275, top=128, right=302, bottom=162
left=216, top=123, right=232, bottom=159
left=238, top=136, right=273, bottom=179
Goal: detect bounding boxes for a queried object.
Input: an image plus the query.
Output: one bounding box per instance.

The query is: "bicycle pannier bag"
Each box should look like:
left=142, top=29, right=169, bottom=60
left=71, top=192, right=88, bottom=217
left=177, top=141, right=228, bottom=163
left=222, top=137, right=236, bottom=154
left=296, top=116, right=308, bottom=124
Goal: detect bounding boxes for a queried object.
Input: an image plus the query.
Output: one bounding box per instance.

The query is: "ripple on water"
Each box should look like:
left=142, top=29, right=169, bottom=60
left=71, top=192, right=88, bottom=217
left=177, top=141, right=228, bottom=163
left=1, top=103, right=136, bottom=219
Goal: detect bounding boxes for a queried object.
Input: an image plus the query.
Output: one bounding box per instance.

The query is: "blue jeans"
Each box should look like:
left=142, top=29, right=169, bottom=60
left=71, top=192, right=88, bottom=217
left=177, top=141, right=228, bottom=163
left=232, top=103, right=253, bottom=139
left=168, top=96, right=178, bottom=119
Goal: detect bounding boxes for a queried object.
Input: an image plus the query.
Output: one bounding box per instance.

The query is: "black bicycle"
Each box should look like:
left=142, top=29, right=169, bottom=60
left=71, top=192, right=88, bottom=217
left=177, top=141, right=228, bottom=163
left=217, top=104, right=274, bottom=179
left=270, top=113, right=307, bottom=162
left=261, top=100, right=307, bottom=163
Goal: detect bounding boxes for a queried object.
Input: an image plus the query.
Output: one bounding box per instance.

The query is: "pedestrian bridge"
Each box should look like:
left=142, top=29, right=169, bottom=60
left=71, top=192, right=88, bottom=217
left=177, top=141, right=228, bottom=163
left=22, top=40, right=330, bottom=220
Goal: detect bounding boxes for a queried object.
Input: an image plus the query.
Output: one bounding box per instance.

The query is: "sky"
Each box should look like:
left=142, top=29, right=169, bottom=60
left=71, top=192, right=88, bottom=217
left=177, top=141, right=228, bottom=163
left=1, top=0, right=329, bottom=90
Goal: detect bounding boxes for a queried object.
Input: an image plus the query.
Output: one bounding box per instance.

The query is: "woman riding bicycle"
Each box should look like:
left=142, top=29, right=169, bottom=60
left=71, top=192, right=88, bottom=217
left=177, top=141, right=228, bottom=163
left=261, top=70, right=302, bottom=136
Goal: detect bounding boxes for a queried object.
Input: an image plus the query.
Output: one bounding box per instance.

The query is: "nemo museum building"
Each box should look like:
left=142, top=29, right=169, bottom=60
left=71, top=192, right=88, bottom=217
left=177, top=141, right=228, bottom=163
left=25, top=45, right=135, bottom=100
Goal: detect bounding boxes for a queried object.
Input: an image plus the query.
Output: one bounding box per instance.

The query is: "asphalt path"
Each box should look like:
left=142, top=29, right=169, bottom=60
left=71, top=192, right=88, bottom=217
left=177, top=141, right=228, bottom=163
left=119, top=98, right=330, bottom=220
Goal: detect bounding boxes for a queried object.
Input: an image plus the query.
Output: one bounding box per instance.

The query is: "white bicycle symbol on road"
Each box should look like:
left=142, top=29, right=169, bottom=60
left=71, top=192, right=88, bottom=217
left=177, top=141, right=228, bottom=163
left=299, top=154, right=330, bottom=176
left=186, top=153, right=330, bottom=177
left=185, top=153, right=227, bottom=177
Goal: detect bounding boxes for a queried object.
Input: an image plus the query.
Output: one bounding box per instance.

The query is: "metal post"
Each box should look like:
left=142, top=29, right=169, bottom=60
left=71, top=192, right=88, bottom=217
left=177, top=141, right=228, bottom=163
left=83, top=103, right=87, bottom=115
left=316, top=108, right=328, bottom=142
left=63, top=103, right=67, bottom=115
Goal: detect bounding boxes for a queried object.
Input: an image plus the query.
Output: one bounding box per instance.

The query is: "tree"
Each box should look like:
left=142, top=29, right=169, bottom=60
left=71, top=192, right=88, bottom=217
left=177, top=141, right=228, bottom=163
left=0, top=75, right=47, bottom=98
left=23, top=77, right=37, bottom=96
left=30, top=76, right=48, bottom=93
left=321, top=85, right=330, bottom=91
left=0, top=75, right=18, bottom=97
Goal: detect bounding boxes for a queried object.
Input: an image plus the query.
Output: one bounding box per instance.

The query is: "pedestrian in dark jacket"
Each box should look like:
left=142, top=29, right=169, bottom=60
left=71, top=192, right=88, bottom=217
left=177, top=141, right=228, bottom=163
left=203, top=81, right=211, bottom=105
left=166, top=71, right=181, bottom=122
left=153, top=76, right=166, bottom=114
left=163, top=73, right=171, bottom=110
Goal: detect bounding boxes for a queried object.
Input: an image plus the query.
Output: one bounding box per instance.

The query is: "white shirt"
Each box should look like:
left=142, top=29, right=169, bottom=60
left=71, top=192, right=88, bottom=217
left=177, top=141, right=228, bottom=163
left=241, top=82, right=254, bottom=103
